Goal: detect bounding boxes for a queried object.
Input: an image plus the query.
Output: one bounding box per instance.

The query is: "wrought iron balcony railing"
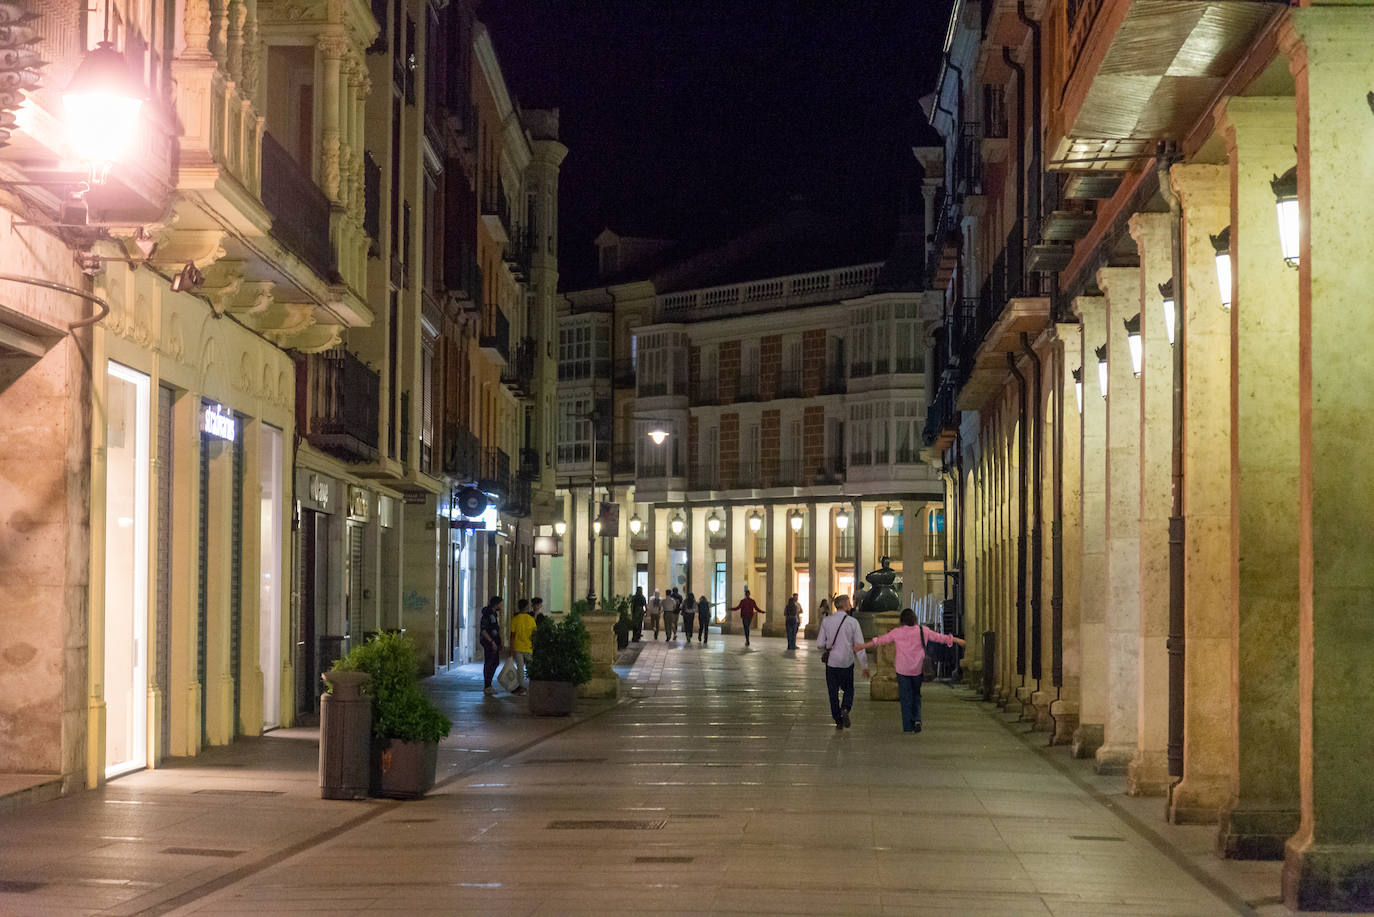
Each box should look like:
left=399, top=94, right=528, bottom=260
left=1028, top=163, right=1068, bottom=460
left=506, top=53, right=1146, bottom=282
left=302, top=349, right=379, bottom=462
left=478, top=447, right=511, bottom=497
left=443, top=424, right=481, bottom=478
left=261, top=132, right=337, bottom=282
left=501, top=337, right=536, bottom=395
left=480, top=306, right=510, bottom=363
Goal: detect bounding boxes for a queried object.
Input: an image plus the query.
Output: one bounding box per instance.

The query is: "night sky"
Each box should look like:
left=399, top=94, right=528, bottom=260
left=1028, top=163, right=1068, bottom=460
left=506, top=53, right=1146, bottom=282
left=479, top=0, right=955, bottom=287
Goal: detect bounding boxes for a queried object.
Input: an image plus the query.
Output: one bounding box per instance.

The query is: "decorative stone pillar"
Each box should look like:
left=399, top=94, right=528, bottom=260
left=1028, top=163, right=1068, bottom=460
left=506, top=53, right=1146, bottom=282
left=1098, top=265, right=1141, bottom=775
left=651, top=504, right=669, bottom=596
left=1127, top=211, right=1172, bottom=797
left=209, top=0, right=229, bottom=64
left=577, top=610, right=620, bottom=699
left=868, top=611, right=901, bottom=701
left=689, top=505, right=709, bottom=601
left=721, top=504, right=747, bottom=635
left=317, top=34, right=347, bottom=201
left=806, top=501, right=832, bottom=640
left=1051, top=324, right=1083, bottom=745
left=764, top=504, right=788, bottom=636
left=1279, top=10, right=1374, bottom=910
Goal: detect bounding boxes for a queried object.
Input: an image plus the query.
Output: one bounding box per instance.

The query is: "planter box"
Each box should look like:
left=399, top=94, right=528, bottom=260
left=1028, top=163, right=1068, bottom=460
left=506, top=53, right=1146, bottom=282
left=370, top=738, right=437, bottom=799
left=527, top=680, right=576, bottom=716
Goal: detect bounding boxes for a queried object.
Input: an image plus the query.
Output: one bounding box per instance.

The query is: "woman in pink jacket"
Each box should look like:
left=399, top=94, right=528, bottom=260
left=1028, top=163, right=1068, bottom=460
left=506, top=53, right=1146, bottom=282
left=855, top=609, right=966, bottom=733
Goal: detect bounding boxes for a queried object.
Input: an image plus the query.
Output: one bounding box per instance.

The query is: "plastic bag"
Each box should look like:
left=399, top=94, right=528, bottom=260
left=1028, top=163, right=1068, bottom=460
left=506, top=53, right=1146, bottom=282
left=496, top=659, right=519, bottom=692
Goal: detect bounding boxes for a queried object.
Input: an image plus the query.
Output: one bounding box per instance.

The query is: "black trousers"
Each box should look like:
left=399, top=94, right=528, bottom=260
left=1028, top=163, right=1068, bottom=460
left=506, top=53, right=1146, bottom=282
left=697, top=610, right=709, bottom=642
left=825, top=664, right=855, bottom=724
left=681, top=611, right=695, bottom=640
left=482, top=644, right=500, bottom=687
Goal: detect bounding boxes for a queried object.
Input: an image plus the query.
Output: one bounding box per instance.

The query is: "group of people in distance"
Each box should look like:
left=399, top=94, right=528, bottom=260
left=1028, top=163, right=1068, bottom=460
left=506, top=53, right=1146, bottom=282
left=630, top=586, right=711, bottom=644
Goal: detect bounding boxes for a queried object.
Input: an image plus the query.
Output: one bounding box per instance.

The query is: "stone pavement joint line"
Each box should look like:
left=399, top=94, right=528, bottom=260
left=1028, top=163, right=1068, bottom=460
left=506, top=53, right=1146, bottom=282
left=0, top=634, right=1292, bottom=916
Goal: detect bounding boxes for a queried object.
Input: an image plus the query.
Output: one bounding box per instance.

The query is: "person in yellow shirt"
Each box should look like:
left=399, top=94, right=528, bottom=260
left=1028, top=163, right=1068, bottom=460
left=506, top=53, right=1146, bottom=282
left=508, top=598, right=536, bottom=695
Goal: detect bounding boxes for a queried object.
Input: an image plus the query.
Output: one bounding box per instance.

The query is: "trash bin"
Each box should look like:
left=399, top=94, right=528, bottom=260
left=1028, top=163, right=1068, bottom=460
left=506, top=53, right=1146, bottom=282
left=319, top=670, right=370, bottom=800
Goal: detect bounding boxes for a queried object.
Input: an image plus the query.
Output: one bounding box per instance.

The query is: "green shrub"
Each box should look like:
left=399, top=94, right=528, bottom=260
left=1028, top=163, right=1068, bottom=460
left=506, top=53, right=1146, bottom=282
left=528, top=614, right=592, bottom=685
left=333, top=632, right=451, bottom=744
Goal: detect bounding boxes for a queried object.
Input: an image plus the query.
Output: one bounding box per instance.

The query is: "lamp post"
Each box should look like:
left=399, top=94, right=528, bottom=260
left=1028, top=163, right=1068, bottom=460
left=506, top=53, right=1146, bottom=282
left=835, top=506, right=850, bottom=531
left=1271, top=166, right=1299, bottom=268
left=1210, top=227, right=1232, bottom=310
left=880, top=505, right=896, bottom=556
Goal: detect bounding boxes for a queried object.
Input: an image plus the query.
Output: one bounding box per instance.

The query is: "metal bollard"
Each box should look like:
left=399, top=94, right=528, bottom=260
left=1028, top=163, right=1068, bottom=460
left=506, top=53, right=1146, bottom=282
left=319, top=670, right=371, bottom=800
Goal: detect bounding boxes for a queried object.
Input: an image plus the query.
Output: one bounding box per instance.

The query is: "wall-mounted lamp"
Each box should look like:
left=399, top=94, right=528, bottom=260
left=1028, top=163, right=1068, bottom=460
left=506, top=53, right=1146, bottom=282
left=1072, top=366, right=1083, bottom=414
left=647, top=428, right=669, bottom=445
left=554, top=520, right=567, bottom=537
left=747, top=509, right=763, bottom=533
left=706, top=511, right=722, bottom=535
left=1158, top=279, right=1176, bottom=346
left=62, top=35, right=146, bottom=184
left=627, top=513, right=642, bottom=536
left=1124, top=313, right=1143, bottom=377
left=1095, top=344, right=1108, bottom=399
left=669, top=512, right=685, bottom=537
left=835, top=507, right=850, bottom=532
left=789, top=507, right=804, bottom=532
left=592, top=518, right=602, bottom=537
left=1271, top=166, right=1299, bottom=268
left=880, top=505, right=896, bottom=531
left=1210, top=227, right=1232, bottom=310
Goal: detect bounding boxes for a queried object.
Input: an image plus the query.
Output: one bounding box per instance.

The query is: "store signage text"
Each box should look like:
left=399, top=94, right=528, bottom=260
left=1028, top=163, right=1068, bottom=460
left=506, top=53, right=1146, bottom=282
left=201, top=403, right=236, bottom=441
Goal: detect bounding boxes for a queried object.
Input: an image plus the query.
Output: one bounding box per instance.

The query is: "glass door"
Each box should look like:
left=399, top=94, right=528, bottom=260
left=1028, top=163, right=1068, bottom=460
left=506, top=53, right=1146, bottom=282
left=258, top=426, right=283, bottom=729
left=105, top=362, right=150, bottom=777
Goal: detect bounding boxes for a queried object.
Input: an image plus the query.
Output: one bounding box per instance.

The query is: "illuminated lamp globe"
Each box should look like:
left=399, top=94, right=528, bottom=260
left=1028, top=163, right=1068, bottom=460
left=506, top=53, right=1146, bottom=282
left=553, top=520, right=567, bottom=537
left=628, top=513, right=642, bottom=536
left=789, top=508, right=804, bottom=532
left=747, top=510, right=762, bottom=533
left=669, top=513, right=685, bottom=536
left=706, top=512, right=722, bottom=535
left=63, top=42, right=146, bottom=183
left=835, top=508, right=850, bottom=532
left=1271, top=166, right=1299, bottom=267
left=880, top=506, right=896, bottom=531
left=1095, top=344, right=1108, bottom=399
left=648, top=428, right=668, bottom=446
left=1210, top=227, right=1233, bottom=310
left=1158, top=280, right=1176, bottom=347
left=1124, top=314, right=1142, bottom=377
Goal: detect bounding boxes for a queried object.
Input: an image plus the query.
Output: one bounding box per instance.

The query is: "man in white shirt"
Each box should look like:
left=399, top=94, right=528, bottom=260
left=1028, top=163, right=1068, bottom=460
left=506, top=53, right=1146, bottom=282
left=661, top=589, right=680, bottom=641
left=816, top=595, right=869, bottom=729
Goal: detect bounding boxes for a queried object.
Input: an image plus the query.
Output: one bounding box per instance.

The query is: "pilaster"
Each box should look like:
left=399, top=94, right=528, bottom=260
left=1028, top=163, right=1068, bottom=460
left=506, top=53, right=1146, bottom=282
left=765, top=504, right=788, bottom=636
left=806, top=501, right=832, bottom=640
left=1052, top=324, right=1083, bottom=745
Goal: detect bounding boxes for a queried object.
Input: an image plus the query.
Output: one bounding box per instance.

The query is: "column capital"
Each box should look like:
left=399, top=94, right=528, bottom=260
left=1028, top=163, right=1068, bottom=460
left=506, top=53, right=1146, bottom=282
left=1094, top=266, right=1137, bottom=304
left=1169, top=163, right=1228, bottom=213
left=1072, top=294, right=1105, bottom=322
left=1213, top=96, right=1296, bottom=148
left=1126, top=210, right=1170, bottom=250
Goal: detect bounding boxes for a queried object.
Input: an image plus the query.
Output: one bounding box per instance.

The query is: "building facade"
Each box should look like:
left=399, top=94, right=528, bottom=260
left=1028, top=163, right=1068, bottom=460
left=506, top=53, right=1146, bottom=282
left=549, top=221, right=947, bottom=635
left=0, top=0, right=559, bottom=795
left=922, top=0, right=1374, bottom=909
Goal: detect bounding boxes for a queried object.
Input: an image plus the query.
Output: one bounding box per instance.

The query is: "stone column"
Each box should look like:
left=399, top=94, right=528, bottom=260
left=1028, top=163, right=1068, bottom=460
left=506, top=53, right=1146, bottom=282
left=1030, top=336, right=1058, bottom=732
left=764, top=504, right=788, bottom=636
left=1052, top=324, right=1084, bottom=745
left=1098, top=265, right=1141, bottom=775
left=651, top=504, right=669, bottom=597
left=1208, top=105, right=1297, bottom=839
left=868, top=611, right=901, bottom=701
left=317, top=35, right=347, bottom=201
left=807, top=501, right=832, bottom=639
left=1127, top=212, right=1172, bottom=797
left=689, top=505, right=709, bottom=601
left=1280, top=10, right=1374, bottom=910
left=721, top=504, right=748, bottom=635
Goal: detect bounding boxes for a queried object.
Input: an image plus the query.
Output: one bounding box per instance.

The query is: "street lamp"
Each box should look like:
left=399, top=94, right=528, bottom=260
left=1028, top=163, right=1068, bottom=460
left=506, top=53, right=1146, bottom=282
left=669, top=512, right=685, bottom=537
left=1095, top=344, right=1108, bottom=399
left=1124, top=313, right=1142, bottom=377
left=1159, top=280, right=1176, bottom=346
left=62, top=39, right=146, bottom=184
left=1271, top=166, right=1299, bottom=268
left=880, top=506, right=896, bottom=531
left=592, top=518, right=602, bottom=537
left=628, top=512, right=642, bottom=536
left=1210, top=227, right=1232, bottom=310
left=554, top=520, right=566, bottom=537
left=1072, top=366, right=1083, bottom=414
left=706, top=511, right=722, bottom=535
left=647, top=428, right=669, bottom=445
left=789, top=507, right=804, bottom=532
left=747, top=509, right=763, bottom=533
left=835, top=507, right=850, bottom=531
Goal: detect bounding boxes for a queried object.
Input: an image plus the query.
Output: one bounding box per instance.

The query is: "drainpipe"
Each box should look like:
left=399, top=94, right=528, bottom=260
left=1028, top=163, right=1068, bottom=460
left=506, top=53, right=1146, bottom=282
left=1003, top=48, right=1026, bottom=265
left=1017, top=1, right=1043, bottom=255
left=1021, top=332, right=1043, bottom=688
left=1051, top=323, right=1065, bottom=691
left=1007, top=352, right=1028, bottom=686
left=1157, top=147, right=1186, bottom=782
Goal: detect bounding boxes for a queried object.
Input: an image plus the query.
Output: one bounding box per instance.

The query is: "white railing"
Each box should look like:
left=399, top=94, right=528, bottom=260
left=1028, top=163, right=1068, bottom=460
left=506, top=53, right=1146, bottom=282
left=656, top=262, right=884, bottom=321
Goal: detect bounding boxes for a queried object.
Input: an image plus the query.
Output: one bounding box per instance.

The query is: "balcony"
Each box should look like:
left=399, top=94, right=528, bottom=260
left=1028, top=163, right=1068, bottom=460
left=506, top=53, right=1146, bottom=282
left=443, top=425, right=481, bottom=479
left=363, top=153, right=381, bottom=243
left=1053, top=0, right=1279, bottom=172
left=501, top=336, right=536, bottom=395
left=613, top=359, right=636, bottom=389
left=505, top=479, right=532, bottom=517
left=518, top=447, right=540, bottom=482
left=478, top=448, right=511, bottom=498
left=954, top=120, right=983, bottom=197
left=480, top=189, right=512, bottom=243
left=480, top=306, right=511, bottom=364
left=638, top=381, right=669, bottom=398
left=656, top=263, right=883, bottom=322
left=775, top=369, right=804, bottom=399
left=689, top=464, right=719, bottom=490
left=610, top=443, right=636, bottom=477
left=262, top=132, right=338, bottom=283
left=924, top=382, right=960, bottom=452
left=301, top=350, right=380, bottom=462
left=689, top=380, right=719, bottom=406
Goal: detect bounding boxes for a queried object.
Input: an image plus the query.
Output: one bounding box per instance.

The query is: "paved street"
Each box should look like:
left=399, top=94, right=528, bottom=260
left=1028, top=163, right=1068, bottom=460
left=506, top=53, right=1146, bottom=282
left=0, top=633, right=1313, bottom=916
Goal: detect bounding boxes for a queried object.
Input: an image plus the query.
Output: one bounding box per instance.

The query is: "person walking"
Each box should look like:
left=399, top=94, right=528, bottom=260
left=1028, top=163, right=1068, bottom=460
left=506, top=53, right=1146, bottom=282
left=508, top=599, right=536, bottom=695
left=681, top=591, right=697, bottom=646
left=648, top=589, right=663, bottom=639
left=479, top=596, right=503, bottom=695
left=696, top=592, right=711, bottom=643
left=730, top=588, right=763, bottom=647
left=783, top=593, right=801, bottom=651
left=816, top=597, right=830, bottom=622
left=855, top=608, right=966, bottom=733
left=661, top=588, right=680, bottom=641
left=531, top=597, right=546, bottom=626
left=630, top=586, right=647, bottom=642
left=816, top=595, right=868, bottom=728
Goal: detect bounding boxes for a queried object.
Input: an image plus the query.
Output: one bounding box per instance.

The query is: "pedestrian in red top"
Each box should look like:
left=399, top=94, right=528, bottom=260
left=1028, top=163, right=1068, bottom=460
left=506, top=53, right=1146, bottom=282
left=730, top=588, right=763, bottom=647
left=855, top=608, right=966, bottom=733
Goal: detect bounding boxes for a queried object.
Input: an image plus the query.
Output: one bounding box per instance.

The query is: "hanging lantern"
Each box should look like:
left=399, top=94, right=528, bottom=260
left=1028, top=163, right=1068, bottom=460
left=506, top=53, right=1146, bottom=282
left=706, top=511, right=722, bottom=535
left=788, top=507, right=804, bottom=532
left=669, top=512, right=685, bottom=537
left=835, top=507, right=850, bottom=531
left=628, top=513, right=642, bottom=536
left=1271, top=166, right=1299, bottom=268
left=880, top=506, right=896, bottom=531
left=62, top=41, right=146, bottom=184
left=554, top=520, right=567, bottom=537
left=1095, top=344, right=1108, bottom=399
left=1158, top=280, right=1175, bottom=346
left=1124, top=313, right=1142, bottom=377
left=592, top=518, right=602, bottom=536
left=1071, top=366, right=1083, bottom=414
left=647, top=427, right=669, bottom=445
left=747, top=509, right=763, bottom=533
left=1210, top=227, right=1232, bottom=310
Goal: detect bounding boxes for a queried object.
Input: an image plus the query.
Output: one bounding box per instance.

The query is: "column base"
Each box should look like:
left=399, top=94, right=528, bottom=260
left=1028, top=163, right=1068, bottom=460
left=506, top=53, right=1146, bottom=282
left=803, top=623, right=820, bottom=641
left=1165, top=775, right=1226, bottom=825
left=869, top=674, right=899, bottom=702
left=1127, top=749, right=1170, bottom=797
left=1216, top=802, right=1299, bottom=860
left=1283, top=837, right=1374, bottom=912
left=1072, top=723, right=1103, bottom=759
left=1029, top=690, right=1055, bottom=731
left=1049, top=698, right=1079, bottom=746
left=1095, top=742, right=1133, bottom=776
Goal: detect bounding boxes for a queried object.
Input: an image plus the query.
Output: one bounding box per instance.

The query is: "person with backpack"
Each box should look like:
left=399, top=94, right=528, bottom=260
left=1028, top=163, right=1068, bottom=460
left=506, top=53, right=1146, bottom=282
left=816, top=594, right=867, bottom=728
left=696, top=592, right=711, bottom=644
left=854, top=608, right=966, bottom=733
left=681, top=591, right=697, bottom=646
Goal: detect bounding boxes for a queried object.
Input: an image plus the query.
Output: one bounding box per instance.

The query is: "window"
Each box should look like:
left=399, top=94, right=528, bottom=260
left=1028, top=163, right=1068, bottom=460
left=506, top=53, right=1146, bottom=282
left=420, top=334, right=435, bottom=472
left=557, top=397, right=592, bottom=465
left=558, top=318, right=611, bottom=381
left=895, top=302, right=923, bottom=374
left=895, top=401, right=920, bottom=463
